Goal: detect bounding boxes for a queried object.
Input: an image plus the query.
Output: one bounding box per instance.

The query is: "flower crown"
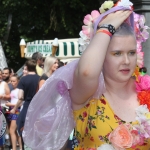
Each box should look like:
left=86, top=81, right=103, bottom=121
left=78, top=0, right=149, bottom=68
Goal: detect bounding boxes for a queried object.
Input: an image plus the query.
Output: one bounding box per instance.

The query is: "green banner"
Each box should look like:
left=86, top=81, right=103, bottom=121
left=27, top=44, right=52, bottom=54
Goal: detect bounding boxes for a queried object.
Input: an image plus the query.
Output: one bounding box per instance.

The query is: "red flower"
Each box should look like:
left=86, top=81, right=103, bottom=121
left=83, top=111, right=87, bottom=118
left=114, top=114, right=121, bottom=121
left=85, top=127, right=88, bottom=134
left=100, top=99, right=106, bottom=105
left=90, top=136, right=94, bottom=142
left=85, top=103, right=90, bottom=108
left=138, top=90, right=150, bottom=110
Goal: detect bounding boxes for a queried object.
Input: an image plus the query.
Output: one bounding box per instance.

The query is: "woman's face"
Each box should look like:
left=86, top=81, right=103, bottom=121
left=23, top=66, right=28, bottom=76
left=10, top=77, right=19, bottom=88
left=50, top=59, right=59, bottom=72
left=103, top=35, right=137, bottom=83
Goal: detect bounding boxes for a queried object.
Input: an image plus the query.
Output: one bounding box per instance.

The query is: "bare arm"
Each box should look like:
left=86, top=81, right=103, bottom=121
left=5, top=102, right=15, bottom=107
left=0, top=82, right=11, bottom=100
left=10, top=89, right=24, bottom=114
left=39, top=80, right=45, bottom=89
left=70, top=11, right=132, bottom=108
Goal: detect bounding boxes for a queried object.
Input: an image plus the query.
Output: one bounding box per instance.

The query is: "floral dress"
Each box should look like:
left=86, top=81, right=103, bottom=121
left=73, top=94, right=150, bottom=150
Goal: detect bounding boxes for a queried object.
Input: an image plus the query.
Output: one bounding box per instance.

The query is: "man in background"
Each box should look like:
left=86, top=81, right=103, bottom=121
left=2, top=67, right=13, bottom=92
left=31, top=52, right=43, bottom=76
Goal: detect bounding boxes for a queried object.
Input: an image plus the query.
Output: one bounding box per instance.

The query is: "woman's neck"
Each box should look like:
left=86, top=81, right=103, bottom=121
left=104, top=77, right=135, bottom=97
left=47, top=71, right=53, bottom=77
left=28, top=72, right=36, bottom=75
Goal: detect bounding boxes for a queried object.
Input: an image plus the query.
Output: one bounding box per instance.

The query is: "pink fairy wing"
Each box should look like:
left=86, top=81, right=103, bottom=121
left=23, top=59, right=105, bottom=150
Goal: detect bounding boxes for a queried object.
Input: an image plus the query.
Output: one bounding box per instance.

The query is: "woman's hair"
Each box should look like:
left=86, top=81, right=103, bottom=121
left=25, top=59, right=36, bottom=72
left=32, top=52, right=43, bottom=62
left=43, top=56, right=57, bottom=76
left=11, top=73, right=20, bottom=80
left=113, top=23, right=136, bottom=38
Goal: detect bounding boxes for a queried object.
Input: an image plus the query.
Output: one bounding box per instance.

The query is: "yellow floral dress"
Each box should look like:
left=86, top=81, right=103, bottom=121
left=73, top=96, right=150, bottom=150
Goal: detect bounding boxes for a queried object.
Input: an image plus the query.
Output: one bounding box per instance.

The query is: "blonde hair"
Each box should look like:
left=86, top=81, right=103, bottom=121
left=43, top=56, right=57, bottom=76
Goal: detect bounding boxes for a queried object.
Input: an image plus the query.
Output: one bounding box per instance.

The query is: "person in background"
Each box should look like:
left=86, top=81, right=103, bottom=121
left=22, top=1, right=150, bottom=149
left=58, top=60, right=64, bottom=68
left=6, top=74, right=22, bottom=150
left=10, top=59, right=40, bottom=150
left=0, top=69, right=11, bottom=150
left=22, top=65, right=28, bottom=77
left=2, top=67, right=14, bottom=149
left=38, top=56, right=58, bottom=89
left=31, top=52, right=43, bottom=76
left=2, top=67, right=13, bottom=92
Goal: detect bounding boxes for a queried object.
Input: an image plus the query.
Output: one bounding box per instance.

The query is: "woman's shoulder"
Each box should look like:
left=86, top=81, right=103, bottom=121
left=73, top=96, right=108, bottom=115
left=40, top=73, right=48, bottom=81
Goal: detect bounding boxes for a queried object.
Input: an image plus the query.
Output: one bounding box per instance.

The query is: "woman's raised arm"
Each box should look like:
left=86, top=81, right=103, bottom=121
left=70, top=11, right=132, bottom=108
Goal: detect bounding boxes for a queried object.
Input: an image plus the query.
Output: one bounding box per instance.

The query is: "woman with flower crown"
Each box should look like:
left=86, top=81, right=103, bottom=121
left=22, top=0, right=150, bottom=150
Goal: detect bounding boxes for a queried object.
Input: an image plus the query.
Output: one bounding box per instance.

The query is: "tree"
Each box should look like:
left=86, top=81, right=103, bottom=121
left=0, top=0, right=100, bottom=71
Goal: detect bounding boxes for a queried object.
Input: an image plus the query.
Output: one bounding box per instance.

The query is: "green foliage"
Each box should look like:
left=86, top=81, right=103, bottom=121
left=0, top=0, right=100, bottom=71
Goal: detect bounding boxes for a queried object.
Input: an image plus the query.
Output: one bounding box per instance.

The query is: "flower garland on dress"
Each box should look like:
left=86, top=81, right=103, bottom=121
left=78, top=0, right=150, bottom=149
left=95, top=74, right=150, bottom=150
left=78, top=0, right=149, bottom=68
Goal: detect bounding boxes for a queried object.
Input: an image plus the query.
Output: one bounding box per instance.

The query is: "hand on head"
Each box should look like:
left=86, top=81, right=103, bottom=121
left=99, top=10, right=132, bottom=30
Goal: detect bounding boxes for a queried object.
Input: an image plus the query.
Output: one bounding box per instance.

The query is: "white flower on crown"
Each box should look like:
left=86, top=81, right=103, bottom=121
left=117, top=0, right=133, bottom=9
left=78, top=31, right=90, bottom=54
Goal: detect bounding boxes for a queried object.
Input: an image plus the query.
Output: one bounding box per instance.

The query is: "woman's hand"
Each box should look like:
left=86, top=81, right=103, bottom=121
left=99, top=10, right=132, bottom=30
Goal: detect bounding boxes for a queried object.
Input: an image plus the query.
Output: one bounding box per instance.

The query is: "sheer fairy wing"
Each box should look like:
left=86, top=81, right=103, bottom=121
left=23, top=59, right=105, bottom=150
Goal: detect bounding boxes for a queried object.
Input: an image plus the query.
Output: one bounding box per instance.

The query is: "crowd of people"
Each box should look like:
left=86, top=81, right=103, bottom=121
left=21, top=0, right=150, bottom=150
left=0, top=52, right=64, bottom=150
left=1, top=0, right=150, bottom=150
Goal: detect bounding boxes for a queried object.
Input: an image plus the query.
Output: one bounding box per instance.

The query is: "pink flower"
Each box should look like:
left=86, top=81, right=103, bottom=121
left=137, top=51, right=144, bottom=68
left=131, top=130, right=144, bottom=148
left=135, top=75, right=150, bottom=92
left=134, top=13, right=149, bottom=42
left=109, top=124, right=133, bottom=150
left=136, top=41, right=142, bottom=53
left=82, top=25, right=94, bottom=38
left=82, top=10, right=100, bottom=38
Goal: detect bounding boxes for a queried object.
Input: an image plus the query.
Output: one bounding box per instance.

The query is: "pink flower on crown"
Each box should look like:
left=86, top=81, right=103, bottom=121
left=134, top=13, right=149, bottom=42
left=137, top=41, right=142, bottom=53
left=135, top=75, right=150, bottom=92
left=137, top=51, right=144, bottom=68
left=82, top=10, right=100, bottom=38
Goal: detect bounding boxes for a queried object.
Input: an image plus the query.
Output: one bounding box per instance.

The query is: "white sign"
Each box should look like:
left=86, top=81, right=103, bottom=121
left=27, top=44, right=52, bottom=54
